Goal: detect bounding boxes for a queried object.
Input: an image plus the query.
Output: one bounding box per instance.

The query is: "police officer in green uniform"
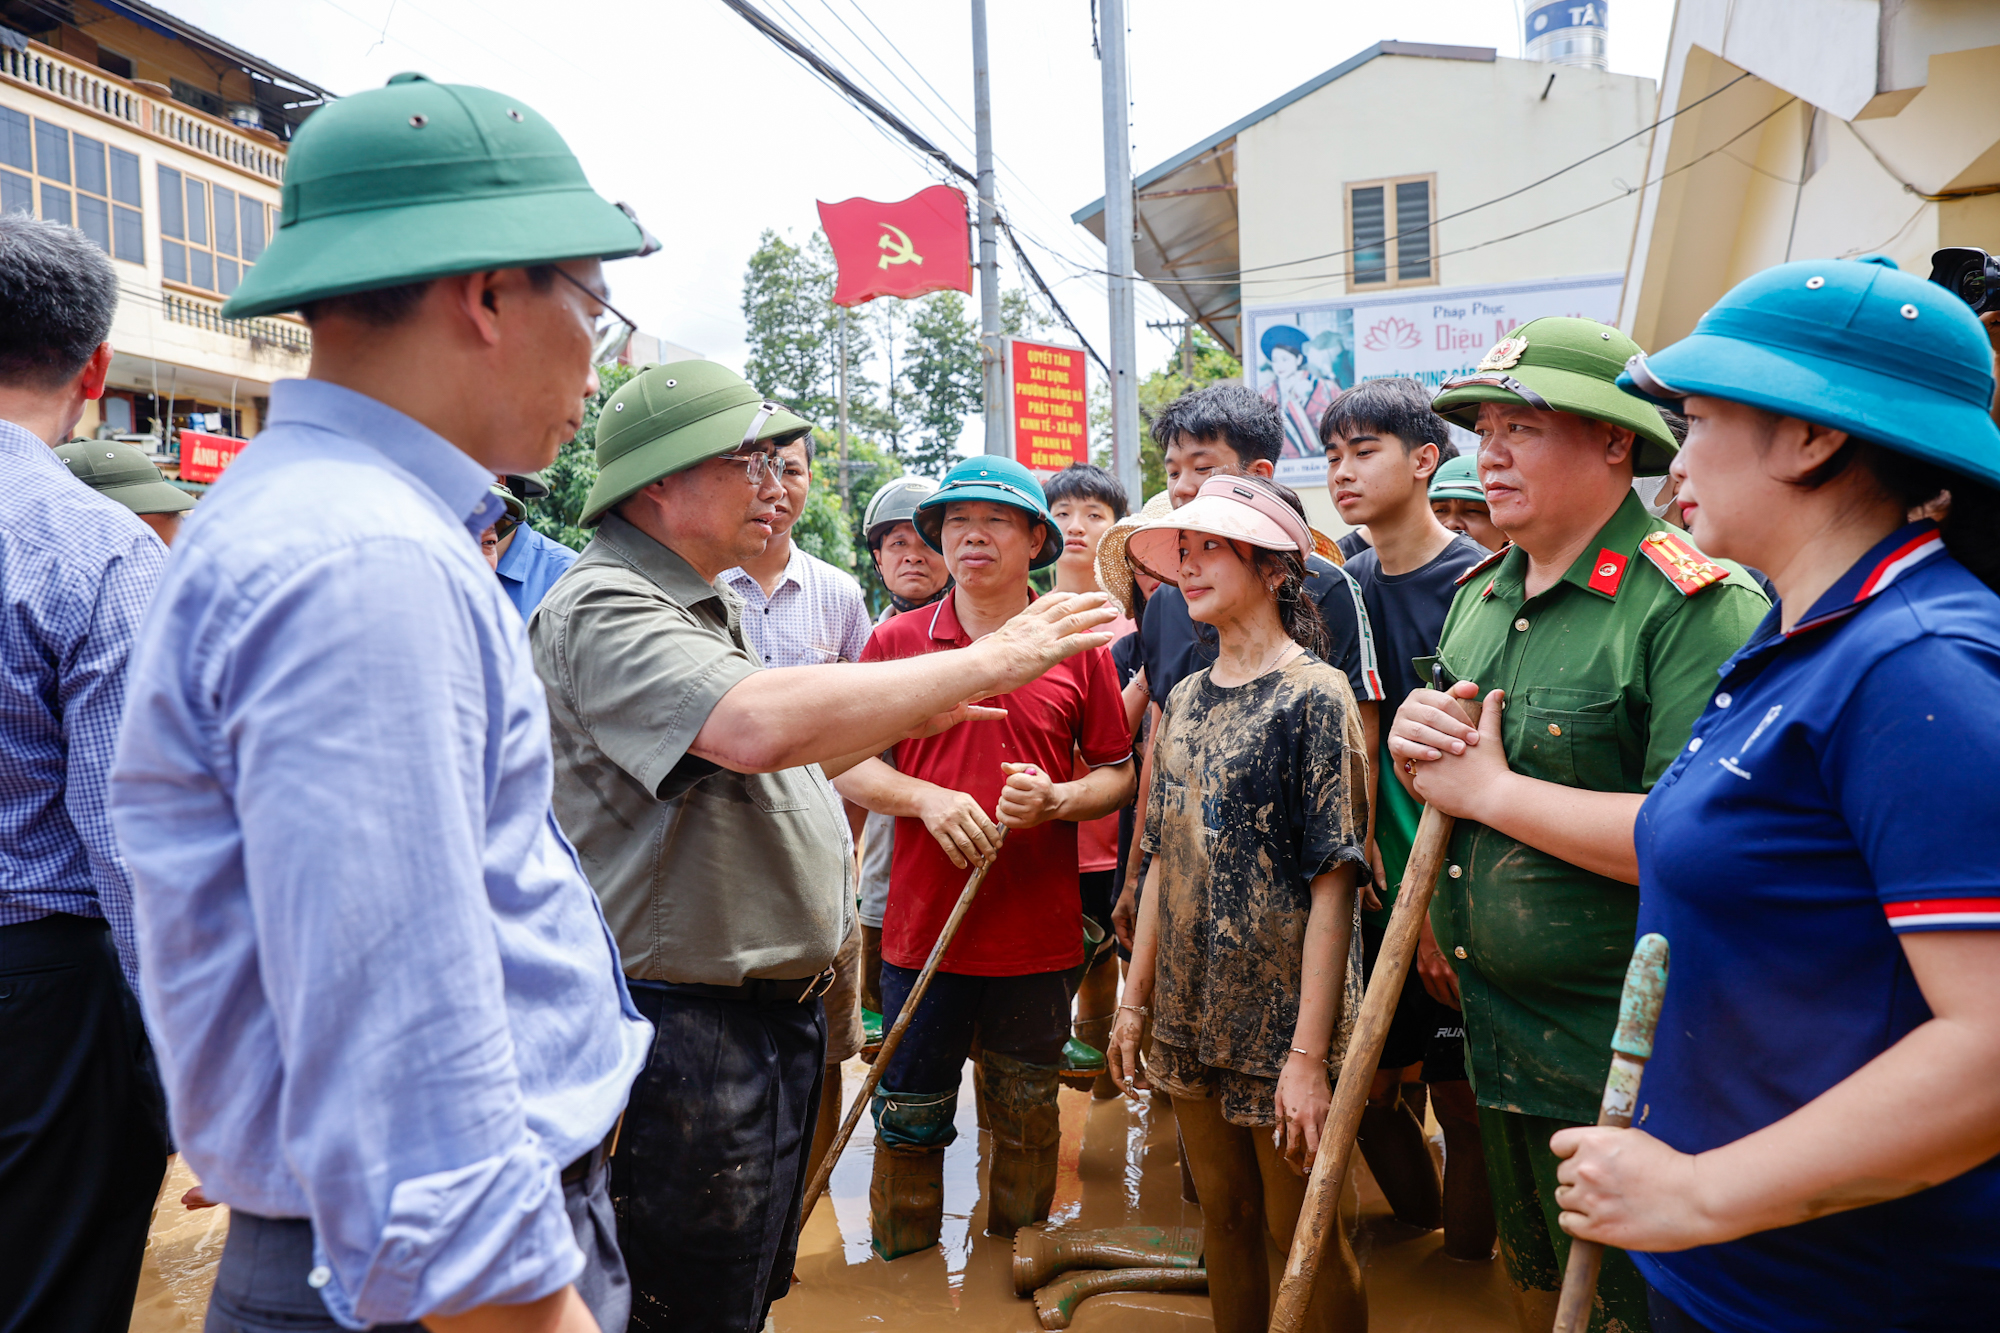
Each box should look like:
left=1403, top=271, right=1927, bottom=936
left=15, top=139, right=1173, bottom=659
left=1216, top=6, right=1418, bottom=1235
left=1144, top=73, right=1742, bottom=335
left=1388, top=318, right=1769, bottom=1333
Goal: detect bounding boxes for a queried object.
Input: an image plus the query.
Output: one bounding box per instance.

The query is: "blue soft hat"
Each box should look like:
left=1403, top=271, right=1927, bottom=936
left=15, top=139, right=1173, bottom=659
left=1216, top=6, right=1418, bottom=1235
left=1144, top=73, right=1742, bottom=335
left=1619, top=256, right=2000, bottom=489
left=1260, top=323, right=1309, bottom=359
left=914, top=455, right=1064, bottom=570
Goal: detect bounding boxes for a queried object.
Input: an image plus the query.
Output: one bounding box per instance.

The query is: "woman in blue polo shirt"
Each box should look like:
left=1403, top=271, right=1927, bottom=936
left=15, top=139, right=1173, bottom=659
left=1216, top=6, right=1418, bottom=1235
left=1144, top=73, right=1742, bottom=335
left=1548, top=255, right=2000, bottom=1333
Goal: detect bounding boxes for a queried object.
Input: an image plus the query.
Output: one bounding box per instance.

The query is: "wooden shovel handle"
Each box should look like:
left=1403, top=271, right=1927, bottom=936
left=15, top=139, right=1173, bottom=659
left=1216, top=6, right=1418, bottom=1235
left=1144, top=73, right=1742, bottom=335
left=798, top=827, right=1008, bottom=1224
left=1270, top=802, right=1457, bottom=1333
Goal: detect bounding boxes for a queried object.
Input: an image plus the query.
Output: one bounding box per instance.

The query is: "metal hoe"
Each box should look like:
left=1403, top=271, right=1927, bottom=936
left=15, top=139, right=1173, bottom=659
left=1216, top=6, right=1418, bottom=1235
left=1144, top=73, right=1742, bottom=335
left=1551, top=933, right=1671, bottom=1333
left=798, top=826, right=1008, bottom=1224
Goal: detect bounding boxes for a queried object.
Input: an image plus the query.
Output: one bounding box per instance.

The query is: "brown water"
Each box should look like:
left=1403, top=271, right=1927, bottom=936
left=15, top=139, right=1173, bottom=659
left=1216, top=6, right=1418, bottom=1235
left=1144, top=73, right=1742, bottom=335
left=130, top=1061, right=1516, bottom=1332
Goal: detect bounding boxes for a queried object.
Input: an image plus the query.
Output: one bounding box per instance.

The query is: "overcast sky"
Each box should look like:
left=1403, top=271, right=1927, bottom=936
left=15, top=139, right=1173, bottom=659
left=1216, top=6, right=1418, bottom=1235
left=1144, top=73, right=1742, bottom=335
left=171, top=0, right=1671, bottom=448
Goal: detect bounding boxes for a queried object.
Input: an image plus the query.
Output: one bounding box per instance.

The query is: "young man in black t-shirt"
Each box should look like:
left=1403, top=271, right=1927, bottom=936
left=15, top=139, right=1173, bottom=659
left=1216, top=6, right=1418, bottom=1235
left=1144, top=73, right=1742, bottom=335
left=1322, top=376, right=1496, bottom=1261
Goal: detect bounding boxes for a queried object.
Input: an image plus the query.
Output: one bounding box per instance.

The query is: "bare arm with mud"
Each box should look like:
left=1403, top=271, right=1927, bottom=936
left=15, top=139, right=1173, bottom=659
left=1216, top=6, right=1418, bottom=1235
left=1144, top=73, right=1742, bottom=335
left=1107, top=857, right=1164, bottom=1094
left=1552, top=930, right=2000, bottom=1250
left=1274, top=862, right=1359, bottom=1173
left=689, top=592, right=1117, bottom=774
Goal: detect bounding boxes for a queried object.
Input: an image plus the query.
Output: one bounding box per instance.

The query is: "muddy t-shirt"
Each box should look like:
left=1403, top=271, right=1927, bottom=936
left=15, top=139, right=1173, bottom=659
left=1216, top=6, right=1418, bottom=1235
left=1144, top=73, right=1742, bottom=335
left=1142, top=653, right=1369, bottom=1079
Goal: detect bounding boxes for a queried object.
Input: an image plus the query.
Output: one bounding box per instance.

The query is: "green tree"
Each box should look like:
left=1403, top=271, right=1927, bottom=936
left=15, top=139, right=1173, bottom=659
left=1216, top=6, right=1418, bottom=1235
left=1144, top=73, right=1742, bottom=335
left=900, top=289, right=983, bottom=475
left=524, top=362, right=642, bottom=551
left=1092, top=325, right=1242, bottom=502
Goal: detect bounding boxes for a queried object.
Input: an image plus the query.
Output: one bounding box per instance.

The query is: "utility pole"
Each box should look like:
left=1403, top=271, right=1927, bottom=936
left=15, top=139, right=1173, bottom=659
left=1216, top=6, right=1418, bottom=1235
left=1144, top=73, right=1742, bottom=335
left=971, top=0, right=1006, bottom=456
left=836, top=305, right=852, bottom=515
left=1147, top=316, right=1195, bottom=382
left=1099, top=0, right=1141, bottom=503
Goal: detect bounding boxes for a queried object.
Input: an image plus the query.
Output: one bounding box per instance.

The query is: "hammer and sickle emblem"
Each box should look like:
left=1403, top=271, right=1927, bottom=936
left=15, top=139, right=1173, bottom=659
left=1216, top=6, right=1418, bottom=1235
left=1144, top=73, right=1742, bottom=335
left=877, top=223, right=924, bottom=270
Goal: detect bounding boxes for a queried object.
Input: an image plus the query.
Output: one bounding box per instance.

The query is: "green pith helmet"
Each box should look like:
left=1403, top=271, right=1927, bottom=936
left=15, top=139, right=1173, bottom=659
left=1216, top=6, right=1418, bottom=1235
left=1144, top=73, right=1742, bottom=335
left=1430, top=317, right=1679, bottom=476
left=863, top=475, right=940, bottom=548
left=913, top=454, right=1063, bottom=570
left=1428, top=452, right=1486, bottom=503
left=490, top=483, right=526, bottom=524
left=223, top=72, right=650, bottom=319
left=55, top=440, right=196, bottom=514
left=581, top=360, right=813, bottom=525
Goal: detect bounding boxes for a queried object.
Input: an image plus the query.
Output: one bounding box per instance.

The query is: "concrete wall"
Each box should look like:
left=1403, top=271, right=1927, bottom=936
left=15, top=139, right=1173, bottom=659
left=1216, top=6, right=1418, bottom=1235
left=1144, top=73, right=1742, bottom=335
left=1234, top=52, right=1656, bottom=310
left=1623, top=0, right=2000, bottom=349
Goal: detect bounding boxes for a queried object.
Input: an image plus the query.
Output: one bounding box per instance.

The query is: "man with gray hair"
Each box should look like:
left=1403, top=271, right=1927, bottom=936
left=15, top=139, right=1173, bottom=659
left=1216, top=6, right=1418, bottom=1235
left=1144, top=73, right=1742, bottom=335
left=0, top=214, right=171, bottom=1330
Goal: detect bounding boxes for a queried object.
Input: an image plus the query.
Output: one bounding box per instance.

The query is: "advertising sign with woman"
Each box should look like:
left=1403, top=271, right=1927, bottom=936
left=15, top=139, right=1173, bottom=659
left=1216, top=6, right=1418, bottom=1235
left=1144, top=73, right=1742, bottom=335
left=1246, top=273, right=1622, bottom=484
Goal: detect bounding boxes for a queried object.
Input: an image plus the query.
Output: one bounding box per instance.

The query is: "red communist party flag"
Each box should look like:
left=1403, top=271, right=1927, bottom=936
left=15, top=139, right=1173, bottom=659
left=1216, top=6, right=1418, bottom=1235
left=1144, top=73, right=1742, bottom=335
left=817, top=185, right=973, bottom=307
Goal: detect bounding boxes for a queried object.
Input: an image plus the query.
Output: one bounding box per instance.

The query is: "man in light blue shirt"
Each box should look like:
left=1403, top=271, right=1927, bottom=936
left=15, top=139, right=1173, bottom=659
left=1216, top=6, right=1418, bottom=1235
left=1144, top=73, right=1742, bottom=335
left=495, top=477, right=580, bottom=616
left=0, top=213, right=172, bottom=1333
left=109, top=75, right=656, bottom=1333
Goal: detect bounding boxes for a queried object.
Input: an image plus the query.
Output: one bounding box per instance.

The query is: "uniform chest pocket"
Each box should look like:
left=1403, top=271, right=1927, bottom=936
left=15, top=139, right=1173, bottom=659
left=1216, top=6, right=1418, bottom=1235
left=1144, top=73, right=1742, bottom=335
left=1514, top=688, right=1626, bottom=793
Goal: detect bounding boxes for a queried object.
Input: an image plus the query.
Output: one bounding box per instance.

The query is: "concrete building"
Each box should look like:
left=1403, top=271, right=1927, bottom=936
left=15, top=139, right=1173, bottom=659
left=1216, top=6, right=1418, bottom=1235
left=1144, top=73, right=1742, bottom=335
left=1621, top=0, right=2000, bottom=350
left=0, top=0, right=334, bottom=480
left=1074, top=40, right=1656, bottom=505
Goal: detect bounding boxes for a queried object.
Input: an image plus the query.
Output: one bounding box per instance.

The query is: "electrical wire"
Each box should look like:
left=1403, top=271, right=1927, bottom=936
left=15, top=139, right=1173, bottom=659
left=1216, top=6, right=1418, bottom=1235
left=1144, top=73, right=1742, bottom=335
left=1050, top=94, right=1802, bottom=289
left=718, top=0, right=1114, bottom=372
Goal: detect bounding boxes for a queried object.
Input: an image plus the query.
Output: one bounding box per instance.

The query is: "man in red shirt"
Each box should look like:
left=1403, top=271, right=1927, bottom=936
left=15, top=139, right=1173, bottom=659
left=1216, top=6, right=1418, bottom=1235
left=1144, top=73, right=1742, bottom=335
left=837, top=455, right=1135, bottom=1260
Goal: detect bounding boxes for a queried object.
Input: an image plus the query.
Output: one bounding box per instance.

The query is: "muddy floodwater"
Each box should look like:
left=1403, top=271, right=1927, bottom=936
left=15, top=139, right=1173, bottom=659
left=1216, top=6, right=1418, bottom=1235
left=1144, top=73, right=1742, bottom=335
left=131, top=1060, right=1516, bottom=1332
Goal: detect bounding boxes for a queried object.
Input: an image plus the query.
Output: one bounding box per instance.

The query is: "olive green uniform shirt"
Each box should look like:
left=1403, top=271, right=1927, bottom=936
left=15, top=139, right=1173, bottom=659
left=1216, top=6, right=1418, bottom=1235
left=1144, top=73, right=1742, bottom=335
left=1420, top=493, right=1768, bottom=1123
left=529, top=513, right=852, bottom=986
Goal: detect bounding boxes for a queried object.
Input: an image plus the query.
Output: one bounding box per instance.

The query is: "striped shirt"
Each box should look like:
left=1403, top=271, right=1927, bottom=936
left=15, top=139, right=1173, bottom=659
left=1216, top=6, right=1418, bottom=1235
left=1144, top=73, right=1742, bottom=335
left=0, top=418, right=164, bottom=987
left=721, top=541, right=872, bottom=668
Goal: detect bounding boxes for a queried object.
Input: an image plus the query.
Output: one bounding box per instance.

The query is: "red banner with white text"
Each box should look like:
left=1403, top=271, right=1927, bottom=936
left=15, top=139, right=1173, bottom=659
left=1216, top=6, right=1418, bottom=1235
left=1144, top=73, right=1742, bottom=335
left=179, top=430, right=249, bottom=483
left=1006, top=338, right=1089, bottom=473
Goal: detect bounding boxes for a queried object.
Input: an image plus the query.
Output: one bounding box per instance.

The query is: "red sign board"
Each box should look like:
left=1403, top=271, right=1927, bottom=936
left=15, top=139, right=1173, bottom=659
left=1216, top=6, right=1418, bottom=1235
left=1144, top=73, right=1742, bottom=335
left=817, top=185, right=973, bottom=307
left=1006, top=338, right=1089, bottom=472
left=179, top=430, right=249, bottom=483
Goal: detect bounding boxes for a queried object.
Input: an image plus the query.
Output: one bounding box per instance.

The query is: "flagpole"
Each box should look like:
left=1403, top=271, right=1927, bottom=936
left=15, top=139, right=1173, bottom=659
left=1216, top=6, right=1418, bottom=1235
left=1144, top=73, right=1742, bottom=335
left=971, top=0, right=1006, bottom=458
left=1100, top=0, right=1142, bottom=505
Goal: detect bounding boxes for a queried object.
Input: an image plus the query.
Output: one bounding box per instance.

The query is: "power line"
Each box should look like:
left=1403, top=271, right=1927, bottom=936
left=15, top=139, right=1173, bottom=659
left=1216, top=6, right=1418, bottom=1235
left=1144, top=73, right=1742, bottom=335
left=717, top=0, right=1110, bottom=374
left=1083, top=69, right=1760, bottom=285
left=1090, top=94, right=1802, bottom=289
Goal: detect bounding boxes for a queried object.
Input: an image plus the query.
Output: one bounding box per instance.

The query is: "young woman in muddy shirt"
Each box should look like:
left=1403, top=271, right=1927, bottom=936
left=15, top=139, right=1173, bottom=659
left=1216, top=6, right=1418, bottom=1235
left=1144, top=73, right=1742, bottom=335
left=1106, top=474, right=1369, bottom=1333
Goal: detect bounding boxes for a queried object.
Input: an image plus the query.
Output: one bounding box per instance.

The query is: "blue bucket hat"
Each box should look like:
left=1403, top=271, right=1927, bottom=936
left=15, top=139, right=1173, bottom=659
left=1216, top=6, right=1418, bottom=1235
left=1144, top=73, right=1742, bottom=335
left=1260, top=323, right=1310, bottom=360
left=913, top=455, right=1063, bottom=570
left=1619, top=256, right=2000, bottom=489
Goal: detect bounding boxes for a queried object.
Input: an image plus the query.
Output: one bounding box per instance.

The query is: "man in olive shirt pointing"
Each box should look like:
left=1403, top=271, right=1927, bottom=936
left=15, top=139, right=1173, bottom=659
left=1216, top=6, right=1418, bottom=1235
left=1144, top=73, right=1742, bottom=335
left=1389, top=319, right=1767, bottom=1333
left=530, top=361, right=1116, bottom=1333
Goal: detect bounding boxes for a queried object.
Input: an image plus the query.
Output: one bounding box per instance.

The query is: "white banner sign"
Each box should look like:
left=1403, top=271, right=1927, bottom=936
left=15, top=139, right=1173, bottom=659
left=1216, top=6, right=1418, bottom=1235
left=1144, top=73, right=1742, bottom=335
left=1244, top=273, right=1623, bottom=485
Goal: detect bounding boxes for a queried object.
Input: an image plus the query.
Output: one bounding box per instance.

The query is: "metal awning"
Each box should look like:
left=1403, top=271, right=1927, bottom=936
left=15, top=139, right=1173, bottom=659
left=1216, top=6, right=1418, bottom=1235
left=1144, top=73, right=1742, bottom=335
left=1074, top=41, right=1494, bottom=356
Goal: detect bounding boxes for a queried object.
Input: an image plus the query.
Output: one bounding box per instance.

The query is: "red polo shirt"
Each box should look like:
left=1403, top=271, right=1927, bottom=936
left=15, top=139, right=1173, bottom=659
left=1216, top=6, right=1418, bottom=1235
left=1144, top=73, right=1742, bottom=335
left=863, top=591, right=1132, bottom=977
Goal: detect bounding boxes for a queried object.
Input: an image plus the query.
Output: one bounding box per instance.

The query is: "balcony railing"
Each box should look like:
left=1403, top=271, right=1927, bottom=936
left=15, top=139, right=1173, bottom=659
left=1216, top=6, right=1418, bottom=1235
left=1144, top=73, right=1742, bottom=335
left=162, top=289, right=310, bottom=357
left=0, top=40, right=285, bottom=186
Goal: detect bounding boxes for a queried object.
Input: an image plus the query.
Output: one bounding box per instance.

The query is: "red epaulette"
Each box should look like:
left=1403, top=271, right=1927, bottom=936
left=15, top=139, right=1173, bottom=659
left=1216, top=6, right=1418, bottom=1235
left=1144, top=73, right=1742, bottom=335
left=1638, top=529, right=1729, bottom=596
left=1453, top=542, right=1512, bottom=587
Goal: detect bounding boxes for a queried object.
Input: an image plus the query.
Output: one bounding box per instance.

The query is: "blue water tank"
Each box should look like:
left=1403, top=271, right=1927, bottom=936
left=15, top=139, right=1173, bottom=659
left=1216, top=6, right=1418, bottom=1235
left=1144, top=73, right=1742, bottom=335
left=1525, top=0, right=1608, bottom=70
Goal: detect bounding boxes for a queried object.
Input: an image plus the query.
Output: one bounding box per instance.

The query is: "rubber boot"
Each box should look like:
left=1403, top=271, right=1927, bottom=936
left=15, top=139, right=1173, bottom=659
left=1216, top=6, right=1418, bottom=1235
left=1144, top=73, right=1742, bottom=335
left=1057, top=1036, right=1106, bottom=1094
left=868, top=1139, right=945, bottom=1261
left=1012, top=1224, right=1205, bottom=1294
left=1033, top=1267, right=1210, bottom=1330
left=868, top=1086, right=958, bottom=1261
left=981, top=1051, right=1061, bottom=1237
left=1070, top=1014, right=1117, bottom=1098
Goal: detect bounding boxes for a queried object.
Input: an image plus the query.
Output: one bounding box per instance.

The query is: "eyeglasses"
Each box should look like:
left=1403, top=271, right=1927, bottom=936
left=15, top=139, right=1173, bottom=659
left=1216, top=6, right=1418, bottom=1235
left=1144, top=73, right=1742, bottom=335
left=551, top=265, right=641, bottom=366
left=712, top=447, right=780, bottom=486
left=1439, top=371, right=1551, bottom=411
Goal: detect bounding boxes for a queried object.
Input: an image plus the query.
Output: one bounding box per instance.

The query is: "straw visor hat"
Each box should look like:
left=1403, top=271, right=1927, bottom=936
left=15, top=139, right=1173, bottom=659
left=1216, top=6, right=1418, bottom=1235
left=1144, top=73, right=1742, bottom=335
left=1095, top=490, right=1173, bottom=618
left=1123, top=476, right=1334, bottom=589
